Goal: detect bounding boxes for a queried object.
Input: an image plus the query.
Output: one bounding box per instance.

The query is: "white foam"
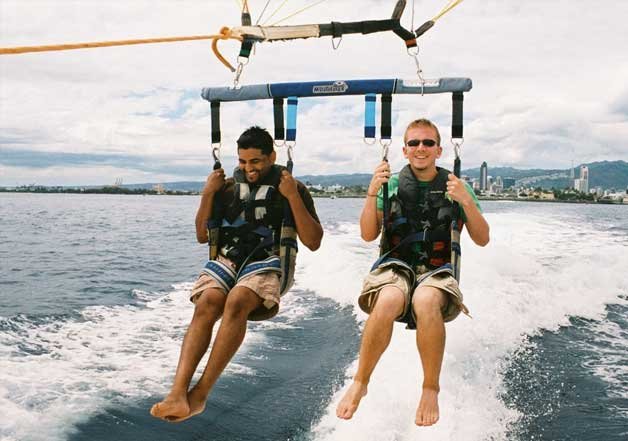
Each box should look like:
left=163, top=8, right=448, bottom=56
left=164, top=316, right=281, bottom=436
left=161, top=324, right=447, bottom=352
left=305, top=209, right=628, bottom=440
left=0, top=281, right=308, bottom=441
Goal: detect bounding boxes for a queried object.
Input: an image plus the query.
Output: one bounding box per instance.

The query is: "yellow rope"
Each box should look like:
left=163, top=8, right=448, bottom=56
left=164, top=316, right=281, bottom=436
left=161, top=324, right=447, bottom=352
left=432, top=0, right=465, bottom=21
left=271, top=0, right=329, bottom=26
left=261, top=0, right=290, bottom=26
left=0, top=33, right=241, bottom=55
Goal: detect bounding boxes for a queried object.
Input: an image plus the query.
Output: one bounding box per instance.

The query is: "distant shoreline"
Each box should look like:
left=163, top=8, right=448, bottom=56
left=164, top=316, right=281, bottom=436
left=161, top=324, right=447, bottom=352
left=1, top=189, right=625, bottom=205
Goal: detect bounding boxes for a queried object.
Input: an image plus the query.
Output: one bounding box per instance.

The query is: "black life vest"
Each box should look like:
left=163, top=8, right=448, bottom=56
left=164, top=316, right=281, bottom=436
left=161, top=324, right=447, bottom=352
left=207, top=164, right=298, bottom=296
left=381, top=165, right=463, bottom=275
left=218, top=165, right=286, bottom=268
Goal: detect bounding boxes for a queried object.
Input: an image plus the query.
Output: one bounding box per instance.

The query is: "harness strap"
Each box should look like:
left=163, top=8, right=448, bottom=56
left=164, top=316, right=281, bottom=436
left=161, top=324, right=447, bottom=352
left=452, top=92, right=464, bottom=139
left=210, top=101, right=221, bottom=145
left=364, top=93, right=376, bottom=140
left=273, top=97, right=285, bottom=142
left=380, top=94, right=392, bottom=141
left=286, top=96, right=298, bottom=142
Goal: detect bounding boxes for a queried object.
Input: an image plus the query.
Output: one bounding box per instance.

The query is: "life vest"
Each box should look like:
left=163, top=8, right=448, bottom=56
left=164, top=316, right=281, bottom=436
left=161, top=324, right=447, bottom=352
left=207, top=164, right=297, bottom=296
left=379, top=165, right=463, bottom=279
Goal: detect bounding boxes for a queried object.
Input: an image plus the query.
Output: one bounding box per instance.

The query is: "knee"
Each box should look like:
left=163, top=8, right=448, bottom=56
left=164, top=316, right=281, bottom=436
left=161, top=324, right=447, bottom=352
left=412, top=288, right=445, bottom=318
left=222, top=291, right=257, bottom=321
left=371, top=289, right=405, bottom=322
left=193, top=290, right=225, bottom=322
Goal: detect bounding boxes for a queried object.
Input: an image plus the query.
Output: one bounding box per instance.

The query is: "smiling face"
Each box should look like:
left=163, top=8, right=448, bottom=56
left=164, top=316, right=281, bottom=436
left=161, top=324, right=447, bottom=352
left=402, top=125, right=443, bottom=176
left=238, top=147, right=276, bottom=184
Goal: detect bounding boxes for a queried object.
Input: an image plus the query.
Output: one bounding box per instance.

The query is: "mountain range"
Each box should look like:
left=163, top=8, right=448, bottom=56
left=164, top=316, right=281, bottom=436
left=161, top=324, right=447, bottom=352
left=120, top=160, right=628, bottom=192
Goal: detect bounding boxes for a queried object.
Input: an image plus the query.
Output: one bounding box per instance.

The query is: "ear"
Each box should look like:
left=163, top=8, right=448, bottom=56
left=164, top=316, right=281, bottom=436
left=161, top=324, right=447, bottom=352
left=402, top=145, right=409, bottom=159
left=436, top=145, right=443, bottom=159
left=269, top=150, right=277, bottom=164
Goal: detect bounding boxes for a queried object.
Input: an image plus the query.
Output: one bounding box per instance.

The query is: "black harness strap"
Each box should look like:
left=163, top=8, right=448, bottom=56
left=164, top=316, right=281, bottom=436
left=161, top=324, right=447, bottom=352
left=210, top=101, right=221, bottom=146
left=239, top=9, right=254, bottom=59
left=452, top=92, right=464, bottom=140
left=273, top=97, right=285, bottom=142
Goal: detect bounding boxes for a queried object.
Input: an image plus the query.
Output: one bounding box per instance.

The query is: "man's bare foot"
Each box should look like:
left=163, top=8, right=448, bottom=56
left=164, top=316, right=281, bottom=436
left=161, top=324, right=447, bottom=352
left=415, top=387, right=439, bottom=426
left=150, top=394, right=190, bottom=420
left=336, top=381, right=368, bottom=420
left=166, top=386, right=208, bottom=423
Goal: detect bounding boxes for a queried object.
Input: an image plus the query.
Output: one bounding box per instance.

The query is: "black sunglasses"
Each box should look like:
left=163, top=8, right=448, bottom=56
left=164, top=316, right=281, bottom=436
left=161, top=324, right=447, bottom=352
left=405, top=138, right=437, bottom=148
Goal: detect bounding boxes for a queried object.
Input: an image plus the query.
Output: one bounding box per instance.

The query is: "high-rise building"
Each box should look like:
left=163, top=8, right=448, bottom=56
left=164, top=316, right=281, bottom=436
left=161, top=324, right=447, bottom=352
left=580, top=166, right=589, bottom=193
left=480, top=162, right=488, bottom=191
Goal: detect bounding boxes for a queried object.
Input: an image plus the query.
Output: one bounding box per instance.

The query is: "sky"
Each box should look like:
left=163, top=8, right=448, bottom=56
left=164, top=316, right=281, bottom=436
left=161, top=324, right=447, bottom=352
left=1, top=0, right=627, bottom=186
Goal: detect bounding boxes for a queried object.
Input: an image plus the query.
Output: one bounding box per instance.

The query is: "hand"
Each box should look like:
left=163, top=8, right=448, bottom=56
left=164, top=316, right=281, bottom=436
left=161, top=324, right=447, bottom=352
left=367, top=161, right=390, bottom=195
left=446, top=174, right=471, bottom=205
left=203, top=168, right=225, bottom=194
left=278, top=170, right=299, bottom=199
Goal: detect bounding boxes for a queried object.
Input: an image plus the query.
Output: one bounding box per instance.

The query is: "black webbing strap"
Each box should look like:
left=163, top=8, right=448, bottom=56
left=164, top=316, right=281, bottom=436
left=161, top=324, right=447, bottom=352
left=319, top=19, right=399, bottom=37
left=414, top=20, right=435, bottom=38
left=380, top=94, right=392, bottom=140
left=273, top=98, right=285, bottom=142
left=210, top=101, right=221, bottom=145
left=380, top=93, right=392, bottom=234
left=452, top=92, right=464, bottom=139
left=239, top=10, right=254, bottom=59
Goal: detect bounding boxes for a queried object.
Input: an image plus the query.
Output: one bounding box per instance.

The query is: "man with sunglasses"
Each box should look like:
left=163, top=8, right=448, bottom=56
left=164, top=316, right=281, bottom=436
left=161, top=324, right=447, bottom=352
left=337, top=118, right=489, bottom=426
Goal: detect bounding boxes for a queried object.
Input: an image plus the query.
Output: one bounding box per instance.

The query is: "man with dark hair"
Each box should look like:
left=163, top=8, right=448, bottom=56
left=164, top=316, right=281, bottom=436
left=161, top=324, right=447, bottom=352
left=151, top=126, right=323, bottom=422
left=336, top=118, right=489, bottom=426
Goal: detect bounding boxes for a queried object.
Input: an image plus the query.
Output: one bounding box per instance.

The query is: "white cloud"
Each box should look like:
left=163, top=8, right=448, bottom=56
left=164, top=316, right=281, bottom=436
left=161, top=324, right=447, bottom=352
left=1, top=0, right=628, bottom=185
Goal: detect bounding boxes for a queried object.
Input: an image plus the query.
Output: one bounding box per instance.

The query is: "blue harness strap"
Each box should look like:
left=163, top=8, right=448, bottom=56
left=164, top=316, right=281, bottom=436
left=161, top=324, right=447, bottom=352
left=286, top=96, right=298, bottom=142
left=238, top=256, right=282, bottom=280
left=364, top=93, right=376, bottom=139
left=201, top=259, right=237, bottom=293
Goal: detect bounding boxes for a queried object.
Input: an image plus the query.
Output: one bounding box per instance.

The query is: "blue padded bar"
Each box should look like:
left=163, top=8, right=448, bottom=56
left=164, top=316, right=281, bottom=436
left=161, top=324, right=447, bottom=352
left=286, top=97, right=298, bottom=142
left=364, top=93, right=376, bottom=139
left=201, top=78, right=472, bottom=102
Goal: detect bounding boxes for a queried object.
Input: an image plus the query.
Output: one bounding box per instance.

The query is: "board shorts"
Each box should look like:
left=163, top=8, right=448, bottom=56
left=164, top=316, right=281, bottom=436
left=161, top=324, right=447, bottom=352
left=190, top=255, right=281, bottom=321
left=358, top=259, right=470, bottom=329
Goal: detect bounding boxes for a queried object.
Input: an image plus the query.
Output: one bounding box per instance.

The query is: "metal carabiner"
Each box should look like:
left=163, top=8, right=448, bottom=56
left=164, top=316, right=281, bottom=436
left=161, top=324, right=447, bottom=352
left=380, top=141, right=391, bottom=161
left=408, top=46, right=425, bottom=95
left=451, top=138, right=464, bottom=159
left=232, top=56, right=249, bottom=89
left=331, top=35, right=343, bottom=50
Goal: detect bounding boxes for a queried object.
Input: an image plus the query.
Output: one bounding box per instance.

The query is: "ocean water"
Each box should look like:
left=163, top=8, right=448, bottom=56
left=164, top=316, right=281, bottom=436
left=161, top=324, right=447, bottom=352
left=0, top=193, right=626, bottom=441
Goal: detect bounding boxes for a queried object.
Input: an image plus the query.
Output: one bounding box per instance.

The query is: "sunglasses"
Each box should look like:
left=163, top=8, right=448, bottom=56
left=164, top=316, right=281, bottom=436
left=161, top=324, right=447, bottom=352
left=405, top=138, right=437, bottom=148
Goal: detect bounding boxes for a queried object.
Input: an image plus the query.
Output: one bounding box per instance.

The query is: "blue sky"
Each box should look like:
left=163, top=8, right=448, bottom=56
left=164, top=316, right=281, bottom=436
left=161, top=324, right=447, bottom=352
left=1, top=0, right=627, bottom=186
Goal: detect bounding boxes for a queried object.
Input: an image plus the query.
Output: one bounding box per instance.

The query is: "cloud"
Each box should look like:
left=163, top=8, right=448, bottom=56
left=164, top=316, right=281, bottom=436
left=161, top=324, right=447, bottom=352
left=1, top=0, right=628, bottom=184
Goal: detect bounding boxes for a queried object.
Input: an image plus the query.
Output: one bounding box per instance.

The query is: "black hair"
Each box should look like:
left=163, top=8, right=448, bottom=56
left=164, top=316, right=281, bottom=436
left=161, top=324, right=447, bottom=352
left=236, top=126, right=274, bottom=155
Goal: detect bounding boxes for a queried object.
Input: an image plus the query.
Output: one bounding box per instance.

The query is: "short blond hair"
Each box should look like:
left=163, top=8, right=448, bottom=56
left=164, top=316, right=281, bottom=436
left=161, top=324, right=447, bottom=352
left=404, top=118, right=441, bottom=146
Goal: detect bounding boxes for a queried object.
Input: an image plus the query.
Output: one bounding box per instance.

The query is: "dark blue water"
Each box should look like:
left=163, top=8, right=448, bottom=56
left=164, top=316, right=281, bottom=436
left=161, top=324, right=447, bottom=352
left=1, top=194, right=626, bottom=441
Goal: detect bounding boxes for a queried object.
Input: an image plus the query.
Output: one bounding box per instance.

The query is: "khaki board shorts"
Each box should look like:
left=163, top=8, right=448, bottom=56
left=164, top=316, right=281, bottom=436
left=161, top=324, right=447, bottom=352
left=190, top=255, right=281, bottom=321
left=358, top=262, right=470, bottom=328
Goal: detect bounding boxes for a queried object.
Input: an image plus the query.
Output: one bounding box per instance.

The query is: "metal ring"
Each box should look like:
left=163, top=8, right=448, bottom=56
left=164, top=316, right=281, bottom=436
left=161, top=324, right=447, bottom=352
left=407, top=46, right=419, bottom=56
left=285, top=140, right=296, bottom=149
left=274, top=139, right=286, bottom=147
left=363, top=137, right=376, bottom=145
left=331, top=36, right=342, bottom=50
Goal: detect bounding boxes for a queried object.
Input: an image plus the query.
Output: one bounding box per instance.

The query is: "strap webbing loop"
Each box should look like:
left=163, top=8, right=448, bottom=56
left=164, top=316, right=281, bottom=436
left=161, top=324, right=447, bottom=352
left=210, top=101, right=221, bottom=146
left=273, top=97, right=285, bottom=142
left=286, top=96, right=298, bottom=142
left=452, top=92, right=464, bottom=139
left=380, top=94, right=392, bottom=140
left=364, top=94, right=377, bottom=139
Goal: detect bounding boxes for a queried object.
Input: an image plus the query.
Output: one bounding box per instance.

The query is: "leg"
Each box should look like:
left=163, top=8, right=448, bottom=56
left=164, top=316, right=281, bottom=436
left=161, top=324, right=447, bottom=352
left=171, top=286, right=263, bottom=422
left=336, top=286, right=405, bottom=419
left=150, top=288, right=226, bottom=419
left=412, top=286, right=448, bottom=426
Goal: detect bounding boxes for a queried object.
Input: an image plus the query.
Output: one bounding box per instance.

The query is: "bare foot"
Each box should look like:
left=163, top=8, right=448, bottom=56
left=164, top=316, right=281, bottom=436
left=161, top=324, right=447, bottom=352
left=336, top=381, right=368, bottom=420
left=166, top=386, right=207, bottom=423
left=150, top=394, right=190, bottom=420
left=415, top=387, right=439, bottom=426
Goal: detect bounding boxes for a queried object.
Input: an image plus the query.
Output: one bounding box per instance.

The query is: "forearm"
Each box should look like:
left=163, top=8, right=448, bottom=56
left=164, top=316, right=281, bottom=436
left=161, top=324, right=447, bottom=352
left=286, top=194, right=323, bottom=251
left=461, top=200, right=489, bottom=246
left=195, top=192, right=215, bottom=243
left=360, top=196, right=382, bottom=242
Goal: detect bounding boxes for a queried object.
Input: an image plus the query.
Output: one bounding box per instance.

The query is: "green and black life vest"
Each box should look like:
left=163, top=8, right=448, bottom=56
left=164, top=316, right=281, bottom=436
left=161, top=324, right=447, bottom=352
left=379, top=165, right=463, bottom=278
